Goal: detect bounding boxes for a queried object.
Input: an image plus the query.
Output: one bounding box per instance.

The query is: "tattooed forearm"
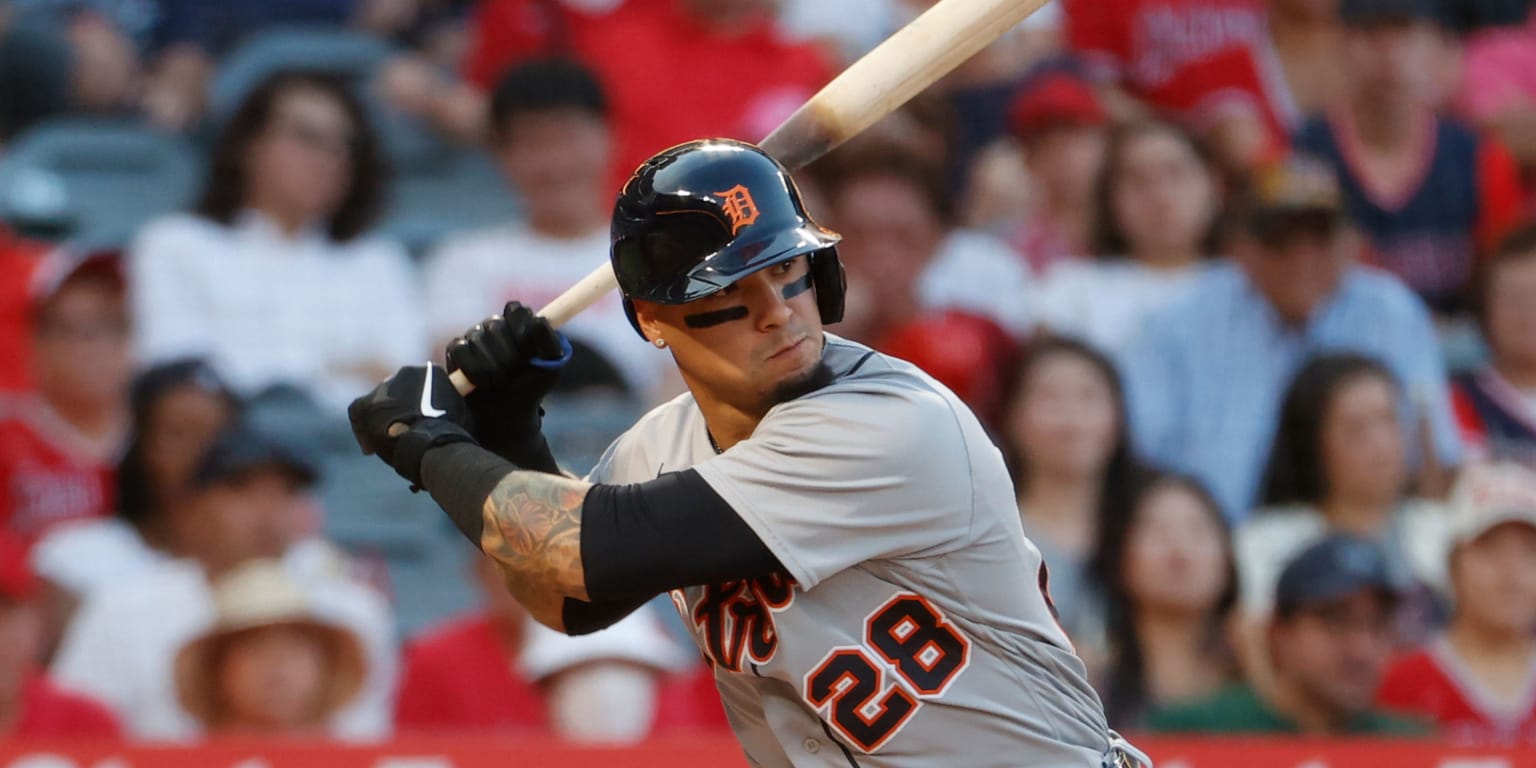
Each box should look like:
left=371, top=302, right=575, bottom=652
left=477, top=470, right=592, bottom=604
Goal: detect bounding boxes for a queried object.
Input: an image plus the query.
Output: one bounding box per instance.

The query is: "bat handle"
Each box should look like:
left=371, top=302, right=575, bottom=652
left=447, top=263, right=621, bottom=396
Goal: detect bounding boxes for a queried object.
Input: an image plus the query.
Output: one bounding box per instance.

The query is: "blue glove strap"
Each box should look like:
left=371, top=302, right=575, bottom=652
left=529, top=332, right=574, bottom=370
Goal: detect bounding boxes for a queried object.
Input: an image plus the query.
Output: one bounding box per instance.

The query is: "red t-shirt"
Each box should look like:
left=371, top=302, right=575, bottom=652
left=7, top=672, right=120, bottom=739
left=1377, top=639, right=1536, bottom=745
left=395, top=614, right=728, bottom=736
left=1063, top=0, right=1289, bottom=146
left=0, top=399, right=116, bottom=548
left=0, top=230, right=50, bottom=394
left=464, top=0, right=833, bottom=190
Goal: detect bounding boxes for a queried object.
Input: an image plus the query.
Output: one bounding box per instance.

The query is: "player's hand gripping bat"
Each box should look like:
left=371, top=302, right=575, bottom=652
left=448, top=0, right=1054, bottom=394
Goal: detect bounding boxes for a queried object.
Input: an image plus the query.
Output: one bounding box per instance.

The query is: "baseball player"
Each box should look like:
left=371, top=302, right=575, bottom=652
left=350, top=140, right=1148, bottom=767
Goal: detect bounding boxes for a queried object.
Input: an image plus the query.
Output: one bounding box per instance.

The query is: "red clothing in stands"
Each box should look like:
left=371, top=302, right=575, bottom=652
left=396, top=615, right=550, bottom=735
left=1377, top=638, right=1536, bottom=745
left=0, top=400, right=115, bottom=549
left=396, top=614, right=727, bottom=736
left=464, top=0, right=833, bottom=190
left=1063, top=0, right=1289, bottom=146
left=7, top=671, right=120, bottom=739
left=0, top=230, right=50, bottom=394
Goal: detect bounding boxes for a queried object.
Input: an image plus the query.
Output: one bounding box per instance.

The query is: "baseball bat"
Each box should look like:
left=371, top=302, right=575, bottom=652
left=448, top=0, right=1052, bottom=395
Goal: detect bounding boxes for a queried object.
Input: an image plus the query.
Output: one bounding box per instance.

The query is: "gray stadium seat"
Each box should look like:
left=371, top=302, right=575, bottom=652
left=380, top=148, right=522, bottom=254
left=0, top=118, right=199, bottom=246
left=209, top=26, right=394, bottom=121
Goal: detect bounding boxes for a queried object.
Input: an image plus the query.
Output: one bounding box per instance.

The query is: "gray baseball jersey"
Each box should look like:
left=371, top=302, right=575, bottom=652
left=586, top=335, right=1113, bottom=766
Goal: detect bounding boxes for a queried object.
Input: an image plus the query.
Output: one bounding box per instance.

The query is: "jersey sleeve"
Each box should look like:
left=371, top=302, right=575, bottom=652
left=690, top=386, right=975, bottom=590
left=1474, top=136, right=1525, bottom=254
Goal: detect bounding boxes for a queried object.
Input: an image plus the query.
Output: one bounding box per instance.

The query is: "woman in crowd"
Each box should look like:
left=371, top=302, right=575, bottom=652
left=1377, top=463, right=1536, bottom=745
left=1001, top=336, right=1141, bottom=667
left=128, top=69, right=425, bottom=411
left=28, top=359, right=240, bottom=658
left=1091, top=471, right=1239, bottom=729
left=175, top=560, right=366, bottom=736
left=1234, top=353, right=1446, bottom=679
left=1034, top=119, right=1225, bottom=354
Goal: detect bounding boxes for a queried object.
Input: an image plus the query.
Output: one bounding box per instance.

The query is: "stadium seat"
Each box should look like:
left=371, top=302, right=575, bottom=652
left=0, top=118, right=199, bottom=246
left=379, top=148, right=522, bottom=254
left=208, top=26, right=394, bottom=121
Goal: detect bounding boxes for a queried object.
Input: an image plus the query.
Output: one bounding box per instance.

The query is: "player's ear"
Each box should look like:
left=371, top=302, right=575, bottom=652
left=633, top=300, right=667, bottom=346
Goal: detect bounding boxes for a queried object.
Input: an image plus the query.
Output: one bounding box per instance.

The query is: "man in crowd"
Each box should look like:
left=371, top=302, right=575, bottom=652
left=423, top=57, right=666, bottom=400
left=49, top=422, right=397, bottom=740
left=1122, top=155, right=1460, bottom=518
left=1377, top=463, right=1536, bottom=743
left=1149, top=535, right=1426, bottom=735
left=1294, top=0, right=1525, bottom=318
left=818, top=139, right=1036, bottom=346
left=0, top=248, right=128, bottom=547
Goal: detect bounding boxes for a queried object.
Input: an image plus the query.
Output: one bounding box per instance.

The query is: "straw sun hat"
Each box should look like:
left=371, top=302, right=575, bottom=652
left=175, top=560, right=365, bottom=727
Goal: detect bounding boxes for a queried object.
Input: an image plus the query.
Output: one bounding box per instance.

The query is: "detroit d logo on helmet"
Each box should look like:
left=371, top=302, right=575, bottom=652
left=715, top=184, right=760, bottom=234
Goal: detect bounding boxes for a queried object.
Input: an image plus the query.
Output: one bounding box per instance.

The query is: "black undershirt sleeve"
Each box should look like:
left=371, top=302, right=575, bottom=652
left=580, top=469, right=785, bottom=603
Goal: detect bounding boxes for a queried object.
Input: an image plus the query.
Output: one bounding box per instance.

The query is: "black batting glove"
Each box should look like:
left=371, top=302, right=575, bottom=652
left=348, top=364, right=477, bottom=489
left=445, top=301, right=571, bottom=473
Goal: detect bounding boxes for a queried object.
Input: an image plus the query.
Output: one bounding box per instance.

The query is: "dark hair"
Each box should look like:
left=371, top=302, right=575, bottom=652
left=195, top=70, right=387, bottom=242
left=998, top=334, right=1141, bottom=524
left=116, top=359, right=240, bottom=529
left=1090, top=119, right=1225, bottom=259
left=488, top=56, right=608, bottom=140
left=1473, top=220, right=1536, bottom=337
left=815, top=138, right=954, bottom=225
left=1090, top=470, right=1238, bottom=728
left=1258, top=353, right=1400, bottom=508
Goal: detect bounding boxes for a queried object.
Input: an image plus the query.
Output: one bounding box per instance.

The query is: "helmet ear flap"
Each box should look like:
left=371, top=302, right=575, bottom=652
left=810, top=248, right=845, bottom=325
left=623, top=297, right=647, bottom=340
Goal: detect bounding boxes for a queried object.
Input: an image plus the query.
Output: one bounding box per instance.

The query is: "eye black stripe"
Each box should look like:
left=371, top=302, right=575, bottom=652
left=684, top=305, right=749, bottom=328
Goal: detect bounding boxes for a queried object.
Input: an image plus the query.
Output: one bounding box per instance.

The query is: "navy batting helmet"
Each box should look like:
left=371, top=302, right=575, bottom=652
left=610, top=139, right=845, bottom=338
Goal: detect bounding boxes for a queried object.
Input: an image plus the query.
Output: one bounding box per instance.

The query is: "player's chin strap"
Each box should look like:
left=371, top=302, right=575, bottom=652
left=1101, top=730, right=1154, bottom=768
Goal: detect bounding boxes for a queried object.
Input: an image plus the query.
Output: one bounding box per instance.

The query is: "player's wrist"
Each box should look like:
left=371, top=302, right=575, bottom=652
left=393, top=419, right=478, bottom=490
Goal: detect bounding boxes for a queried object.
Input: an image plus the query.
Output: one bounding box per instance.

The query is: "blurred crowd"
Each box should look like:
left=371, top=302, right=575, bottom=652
left=3, top=0, right=1536, bottom=751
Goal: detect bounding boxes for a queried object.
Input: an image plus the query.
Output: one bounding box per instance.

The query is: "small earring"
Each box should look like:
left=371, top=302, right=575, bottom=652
left=654, top=338, right=668, bottom=349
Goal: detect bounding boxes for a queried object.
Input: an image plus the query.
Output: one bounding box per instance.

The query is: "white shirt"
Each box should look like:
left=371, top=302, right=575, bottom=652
left=1036, top=259, right=1211, bottom=354
left=422, top=223, right=670, bottom=398
left=1233, top=500, right=1448, bottom=617
left=917, top=229, right=1038, bottom=336
left=49, top=552, right=399, bottom=741
left=29, top=518, right=165, bottom=595
left=128, top=211, right=427, bottom=411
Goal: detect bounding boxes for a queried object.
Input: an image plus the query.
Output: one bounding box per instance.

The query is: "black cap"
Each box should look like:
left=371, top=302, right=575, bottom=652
left=192, top=422, right=318, bottom=490
left=1339, top=0, right=1444, bottom=26
left=1275, top=535, right=1397, bottom=618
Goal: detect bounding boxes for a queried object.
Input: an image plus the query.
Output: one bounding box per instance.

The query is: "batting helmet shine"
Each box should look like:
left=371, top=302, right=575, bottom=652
left=609, top=139, right=845, bottom=338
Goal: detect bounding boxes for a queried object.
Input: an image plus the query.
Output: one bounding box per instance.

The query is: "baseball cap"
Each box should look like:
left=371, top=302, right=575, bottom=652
left=0, top=530, right=38, bottom=603
left=1275, top=535, right=1397, bottom=619
left=27, top=246, right=125, bottom=317
left=1446, top=463, right=1536, bottom=549
left=1243, top=154, right=1346, bottom=243
left=191, top=421, right=319, bottom=490
left=1339, top=0, right=1444, bottom=26
left=1007, top=71, right=1107, bottom=142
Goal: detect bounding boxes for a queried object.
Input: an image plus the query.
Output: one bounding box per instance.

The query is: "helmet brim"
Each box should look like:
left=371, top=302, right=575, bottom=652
left=634, top=223, right=841, bottom=305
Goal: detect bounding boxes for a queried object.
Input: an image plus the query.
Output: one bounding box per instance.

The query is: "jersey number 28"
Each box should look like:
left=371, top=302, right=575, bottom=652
left=804, top=593, right=971, bottom=753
